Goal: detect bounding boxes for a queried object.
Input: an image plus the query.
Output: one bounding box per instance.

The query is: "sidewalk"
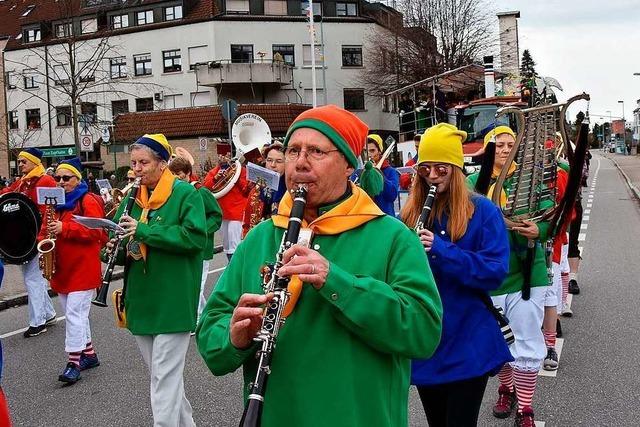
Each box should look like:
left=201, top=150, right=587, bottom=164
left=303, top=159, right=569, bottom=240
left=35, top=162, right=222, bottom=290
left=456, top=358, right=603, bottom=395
left=604, top=151, right=640, bottom=200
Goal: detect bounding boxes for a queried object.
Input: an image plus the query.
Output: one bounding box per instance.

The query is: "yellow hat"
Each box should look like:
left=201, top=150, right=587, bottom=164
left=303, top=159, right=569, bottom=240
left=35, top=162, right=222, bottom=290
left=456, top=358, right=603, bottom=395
left=483, top=125, right=516, bottom=147
left=418, top=123, right=466, bottom=169
left=126, top=170, right=135, bottom=179
left=367, top=134, right=384, bottom=152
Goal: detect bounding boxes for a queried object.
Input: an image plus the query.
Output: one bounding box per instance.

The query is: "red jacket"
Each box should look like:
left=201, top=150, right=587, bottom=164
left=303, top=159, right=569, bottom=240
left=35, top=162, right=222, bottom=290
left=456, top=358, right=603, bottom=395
left=399, top=157, right=417, bottom=190
left=203, top=165, right=251, bottom=221
left=1, top=174, right=56, bottom=217
left=38, top=194, right=106, bottom=294
left=552, top=169, right=575, bottom=263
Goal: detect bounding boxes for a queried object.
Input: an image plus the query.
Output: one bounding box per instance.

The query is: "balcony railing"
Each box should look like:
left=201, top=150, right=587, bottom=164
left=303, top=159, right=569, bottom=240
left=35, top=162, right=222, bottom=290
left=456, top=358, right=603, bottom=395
left=195, top=59, right=293, bottom=87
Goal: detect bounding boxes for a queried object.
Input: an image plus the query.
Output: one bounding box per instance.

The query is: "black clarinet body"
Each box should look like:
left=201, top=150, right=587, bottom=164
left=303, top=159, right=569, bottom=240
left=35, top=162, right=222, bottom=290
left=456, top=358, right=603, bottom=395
left=92, top=178, right=141, bottom=307
left=414, top=185, right=438, bottom=232
left=239, top=185, right=308, bottom=427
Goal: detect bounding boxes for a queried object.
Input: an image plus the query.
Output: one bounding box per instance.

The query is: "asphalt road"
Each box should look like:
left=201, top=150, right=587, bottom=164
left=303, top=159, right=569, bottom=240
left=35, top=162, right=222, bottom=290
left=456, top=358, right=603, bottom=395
left=1, top=152, right=638, bottom=426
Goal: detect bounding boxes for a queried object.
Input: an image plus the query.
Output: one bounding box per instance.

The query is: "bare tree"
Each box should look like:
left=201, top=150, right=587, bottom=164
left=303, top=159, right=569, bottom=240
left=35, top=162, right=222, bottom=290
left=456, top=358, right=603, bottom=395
left=400, top=0, right=495, bottom=71
left=4, top=0, right=165, bottom=156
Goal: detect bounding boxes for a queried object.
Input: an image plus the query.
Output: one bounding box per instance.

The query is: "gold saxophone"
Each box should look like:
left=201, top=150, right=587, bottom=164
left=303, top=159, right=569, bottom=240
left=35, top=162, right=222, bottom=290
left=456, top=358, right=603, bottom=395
left=248, top=181, right=265, bottom=231
left=38, top=205, right=57, bottom=281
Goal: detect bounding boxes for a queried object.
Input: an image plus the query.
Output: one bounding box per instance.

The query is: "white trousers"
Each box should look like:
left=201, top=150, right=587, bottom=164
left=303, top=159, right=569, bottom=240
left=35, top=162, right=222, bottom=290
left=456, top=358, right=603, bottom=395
left=58, top=290, right=93, bottom=353
left=21, top=254, right=56, bottom=327
left=221, top=220, right=242, bottom=255
left=197, top=260, right=210, bottom=323
left=134, top=333, right=195, bottom=427
left=492, top=287, right=546, bottom=371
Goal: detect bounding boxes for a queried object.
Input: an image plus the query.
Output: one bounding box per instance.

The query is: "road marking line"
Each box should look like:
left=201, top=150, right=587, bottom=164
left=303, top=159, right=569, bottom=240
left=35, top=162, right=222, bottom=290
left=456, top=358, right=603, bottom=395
left=535, top=422, right=546, bottom=427
left=578, top=233, right=586, bottom=241
left=581, top=223, right=588, bottom=230
left=583, top=215, right=590, bottom=221
left=584, top=209, right=591, bottom=215
left=207, top=266, right=226, bottom=276
left=578, top=246, right=583, bottom=254
left=0, top=316, right=66, bottom=339
left=587, top=203, right=593, bottom=208
left=539, top=338, right=564, bottom=378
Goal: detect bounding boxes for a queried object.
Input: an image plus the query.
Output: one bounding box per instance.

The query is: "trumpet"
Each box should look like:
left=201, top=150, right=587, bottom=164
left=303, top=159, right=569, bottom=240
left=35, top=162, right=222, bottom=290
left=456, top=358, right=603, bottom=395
left=38, top=204, right=57, bottom=280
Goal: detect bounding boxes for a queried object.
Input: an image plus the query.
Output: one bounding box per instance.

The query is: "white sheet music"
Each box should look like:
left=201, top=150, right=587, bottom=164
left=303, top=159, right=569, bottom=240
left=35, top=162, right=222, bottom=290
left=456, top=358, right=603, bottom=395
left=72, top=215, right=124, bottom=233
left=36, top=187, right=65, bottom=205
left=246, top=162, right=281, bottom=191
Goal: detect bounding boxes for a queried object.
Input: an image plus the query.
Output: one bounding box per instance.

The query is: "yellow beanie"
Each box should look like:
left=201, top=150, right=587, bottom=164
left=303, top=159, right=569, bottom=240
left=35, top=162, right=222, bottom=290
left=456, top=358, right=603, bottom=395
left=367, top=134, right=384, bottom=152
left=483, top=125, right=516, bottom=147
left=418, top=123, right=466, bottom=169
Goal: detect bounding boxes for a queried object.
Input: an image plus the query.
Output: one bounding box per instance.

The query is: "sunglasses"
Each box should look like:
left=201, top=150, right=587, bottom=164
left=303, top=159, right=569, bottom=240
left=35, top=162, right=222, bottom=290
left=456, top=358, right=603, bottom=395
left=53, top=175, right=75, bottom=182
left=416, top=164, right=450, bottom=178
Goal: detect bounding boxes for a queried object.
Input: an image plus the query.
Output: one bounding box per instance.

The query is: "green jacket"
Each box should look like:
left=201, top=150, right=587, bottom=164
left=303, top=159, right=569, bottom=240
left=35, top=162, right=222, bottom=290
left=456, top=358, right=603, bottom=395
left=467, top=172, right=551, bottom=295
left=196, top=216, right=442, bottom=427
left=197, top=185, right=222, bottom=260
left=112, top=178, right=207, bottom=335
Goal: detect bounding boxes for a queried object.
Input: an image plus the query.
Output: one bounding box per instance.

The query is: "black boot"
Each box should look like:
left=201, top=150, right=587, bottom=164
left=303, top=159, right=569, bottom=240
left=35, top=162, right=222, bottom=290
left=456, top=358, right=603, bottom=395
left=556, top=318, right=563, bottom=338
left=568, top=279, right=580, bottom=295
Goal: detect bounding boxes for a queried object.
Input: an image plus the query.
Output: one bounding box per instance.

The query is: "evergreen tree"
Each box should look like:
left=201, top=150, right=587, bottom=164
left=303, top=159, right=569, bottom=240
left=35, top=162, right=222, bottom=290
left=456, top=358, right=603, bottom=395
left=520, top=49, right=538, bottom=106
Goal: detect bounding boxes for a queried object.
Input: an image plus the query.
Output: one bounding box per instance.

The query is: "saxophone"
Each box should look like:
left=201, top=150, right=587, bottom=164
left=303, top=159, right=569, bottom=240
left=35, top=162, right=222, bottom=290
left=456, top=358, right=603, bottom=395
left=38, top=204, right=57, bottom=281
left=246, top=178, right=271, bottom=235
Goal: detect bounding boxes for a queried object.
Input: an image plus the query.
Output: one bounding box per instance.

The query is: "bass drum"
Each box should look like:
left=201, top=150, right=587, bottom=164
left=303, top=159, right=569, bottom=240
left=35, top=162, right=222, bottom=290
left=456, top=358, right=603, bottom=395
left=0, top=192, right=42, bottom=264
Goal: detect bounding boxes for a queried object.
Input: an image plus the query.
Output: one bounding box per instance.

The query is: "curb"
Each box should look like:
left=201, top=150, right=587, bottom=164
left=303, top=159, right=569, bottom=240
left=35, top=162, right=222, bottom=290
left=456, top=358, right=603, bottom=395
left=607, top=155, right=640, bottom=201
left=0, top=245, right=223, bottom=312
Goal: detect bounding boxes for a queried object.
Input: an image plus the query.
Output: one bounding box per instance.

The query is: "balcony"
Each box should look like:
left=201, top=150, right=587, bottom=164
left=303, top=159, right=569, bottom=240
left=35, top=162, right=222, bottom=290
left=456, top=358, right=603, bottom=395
left=195, top=59, right=293, bottom=87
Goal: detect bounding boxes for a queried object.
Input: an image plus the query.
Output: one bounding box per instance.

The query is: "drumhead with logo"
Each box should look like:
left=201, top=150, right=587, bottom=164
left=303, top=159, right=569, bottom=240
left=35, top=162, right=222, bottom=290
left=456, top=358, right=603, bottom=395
left=0, top=192, right=41, bottom=264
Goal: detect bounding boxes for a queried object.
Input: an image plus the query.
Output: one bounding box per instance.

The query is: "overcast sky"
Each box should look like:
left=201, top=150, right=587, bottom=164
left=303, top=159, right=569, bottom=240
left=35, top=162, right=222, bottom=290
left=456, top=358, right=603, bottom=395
left=503, top=0, right=640, bottom=125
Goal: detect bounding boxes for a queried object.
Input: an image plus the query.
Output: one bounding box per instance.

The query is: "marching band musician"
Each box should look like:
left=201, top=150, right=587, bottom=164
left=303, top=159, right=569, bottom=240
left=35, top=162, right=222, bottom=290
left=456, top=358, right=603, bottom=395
left=196, top=105, right=442, bottom=427
left=467, top=126, right=552, bottom=427
left=168, top=156, right=222, bottom=324
left=203, top=153, right=251, bottom=261
left=41, top=158, right=106, bottom=384
left=0, top=148, right=57, bottom=337
left=365, top=134, right=400, bottom=216
left=399, top=133, right=422, bottom=190
left=106, top=134, right=206, bottom=426
left=400, top=124, right=512, bottom=426
left=241, top=142, right=287, bottom=237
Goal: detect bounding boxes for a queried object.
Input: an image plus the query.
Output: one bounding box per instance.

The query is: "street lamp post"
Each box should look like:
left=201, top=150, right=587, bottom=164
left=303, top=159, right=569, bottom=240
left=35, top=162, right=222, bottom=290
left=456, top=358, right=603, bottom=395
left=618, top=100, right=626, bottom=154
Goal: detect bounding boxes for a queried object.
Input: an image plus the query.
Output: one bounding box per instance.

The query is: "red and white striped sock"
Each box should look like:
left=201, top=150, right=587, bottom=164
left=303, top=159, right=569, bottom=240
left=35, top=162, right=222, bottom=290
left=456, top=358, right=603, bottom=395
left=68, top=351, right=81, bottom=367
left=543, top=330, right=557, bottom=348
left=498, top=364, right=514, bottom=391
left=513, top=368, right=538, bottom=413
left=83, top=342, right=96, bottom=357
left=561, top=272, right=569, bottom=304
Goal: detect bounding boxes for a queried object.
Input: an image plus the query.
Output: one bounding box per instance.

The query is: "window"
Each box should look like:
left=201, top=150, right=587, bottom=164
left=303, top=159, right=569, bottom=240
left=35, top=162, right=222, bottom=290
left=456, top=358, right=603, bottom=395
left=23, top=72, right=38, bottom=89
left=5, top=72, right=17, bottom=89
left=23, top=28, right=41, bottom=43
left=110, top=57, right=127, bottom=79
left=343, top=88, right=365, bottom=111
left=137, top=10, right=154, bottom=25
left=342, top=45, right=363, bottom=67
left=302, top=44, right=324, bottom=66
left=111, top=100, right=129, bottom=116
left=8, top=111, right=18, bottom=130
left=300, top=1, right=321, bottom=16
left=265, top=0, right=287, bottom=15
left=111, top=14, right=129, bottom=29
left=55, top=23, right=72, bottom=38
left=188, top=46, right=208, bottom=70
left=336, top=2, right=357, bottom=16
left=272, top=44, right=294, bottom=66
left=81, top=102, right=98, bottom=124
left=134, top=54, right=152, bottom=76
left=81, top=18, right=97, bottom=34
left=56, top=106, right=72, bottom=127
left=163, top=50, right=182, bottom=73
left=190, top=92, right=209, bottom=107
left=226, top=0, right=249, bottom=13
left=78, top=61, right=95, bottom=82
left=164, top=5, right=183, bottom=20
left=53, top=64, right=69, bottom=85
left=231, top=44, right=253, bottom=63
left=164, top=94, right=183, bottom=109
left=136, top=97, right=154, bottom=112
left=26, top=109, right=41, bottom=129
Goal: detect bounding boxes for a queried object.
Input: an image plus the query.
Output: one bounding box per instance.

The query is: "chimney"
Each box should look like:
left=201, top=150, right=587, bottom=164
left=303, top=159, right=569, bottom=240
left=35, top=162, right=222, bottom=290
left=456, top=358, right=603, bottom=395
left=483, top=56, right=495, bottom=98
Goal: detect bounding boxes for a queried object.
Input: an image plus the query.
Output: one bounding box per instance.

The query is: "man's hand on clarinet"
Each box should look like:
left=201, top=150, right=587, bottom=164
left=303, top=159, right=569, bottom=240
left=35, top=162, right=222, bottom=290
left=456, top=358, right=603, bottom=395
left=278, top=245, right=329, bottom=290
left=230, top=293, right=274, bottom=349
left=104, top=237, right=118, bottom=255
left=118, top=215, right=138, bottom=239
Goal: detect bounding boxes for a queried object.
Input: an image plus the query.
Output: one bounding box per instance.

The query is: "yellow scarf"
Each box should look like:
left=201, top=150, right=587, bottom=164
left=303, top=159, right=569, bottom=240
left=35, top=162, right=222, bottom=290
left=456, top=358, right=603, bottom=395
left=135, top=168, right=175, bottom=261
left=488, top=162, right=517, bottom=208
left=22, top=164, right=45, bottom=181
left=272, top=182, right=384, bottom=316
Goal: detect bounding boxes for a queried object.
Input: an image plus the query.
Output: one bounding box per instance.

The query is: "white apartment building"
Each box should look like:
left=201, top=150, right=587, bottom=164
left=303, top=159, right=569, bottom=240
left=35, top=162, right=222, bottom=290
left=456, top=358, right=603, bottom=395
left=2, top=0, right=407, bottom=171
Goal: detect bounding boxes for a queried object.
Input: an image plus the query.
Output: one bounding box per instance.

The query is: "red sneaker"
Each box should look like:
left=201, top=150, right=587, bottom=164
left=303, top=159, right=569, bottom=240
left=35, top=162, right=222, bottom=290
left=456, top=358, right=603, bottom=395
left=493, top=385, right=517, bottom=418
left=514, top=406, right=535, bottom=427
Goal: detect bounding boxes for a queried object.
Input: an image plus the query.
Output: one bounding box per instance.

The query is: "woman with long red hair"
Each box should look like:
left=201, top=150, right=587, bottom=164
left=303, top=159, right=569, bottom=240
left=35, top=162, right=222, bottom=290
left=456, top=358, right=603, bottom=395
left=401, top=123, right=512, bottom=426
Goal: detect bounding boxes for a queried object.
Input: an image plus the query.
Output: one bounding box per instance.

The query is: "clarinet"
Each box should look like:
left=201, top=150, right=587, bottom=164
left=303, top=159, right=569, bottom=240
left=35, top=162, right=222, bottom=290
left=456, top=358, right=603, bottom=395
left=239, top=185, right=308, bottom=427
left=92, top=177, right=141, bottom=307
left=414, top=185, right=438, bottom=232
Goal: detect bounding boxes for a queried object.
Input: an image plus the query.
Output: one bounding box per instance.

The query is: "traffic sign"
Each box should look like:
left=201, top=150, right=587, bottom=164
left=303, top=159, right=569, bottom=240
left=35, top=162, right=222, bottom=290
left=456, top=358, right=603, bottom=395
left=80, top=135, right=94, bottom=152
left=199, top=137, right=208, bottom=151
left=102, top=127, right=111, bottom=145
left=221, top=99, right=238, bottom=122
left=41, top=147, right=76, bottom=157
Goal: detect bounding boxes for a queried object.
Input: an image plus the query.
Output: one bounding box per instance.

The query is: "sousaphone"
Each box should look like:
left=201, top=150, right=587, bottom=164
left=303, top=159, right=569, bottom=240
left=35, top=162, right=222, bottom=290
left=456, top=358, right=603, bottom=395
left=212, top=113, right=271, bottom=199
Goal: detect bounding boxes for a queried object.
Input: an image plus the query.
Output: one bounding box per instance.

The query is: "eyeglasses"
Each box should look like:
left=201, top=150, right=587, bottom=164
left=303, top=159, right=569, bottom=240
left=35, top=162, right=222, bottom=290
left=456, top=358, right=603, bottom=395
left=265, top=158, right=284, bottom=164
left=284, top=147, right=339, bottom=161
left=416, top=164, right=450, bottom=178
left=53, top=175, right=75, bottom=182
left=17, top=159, right=27, bottom=165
